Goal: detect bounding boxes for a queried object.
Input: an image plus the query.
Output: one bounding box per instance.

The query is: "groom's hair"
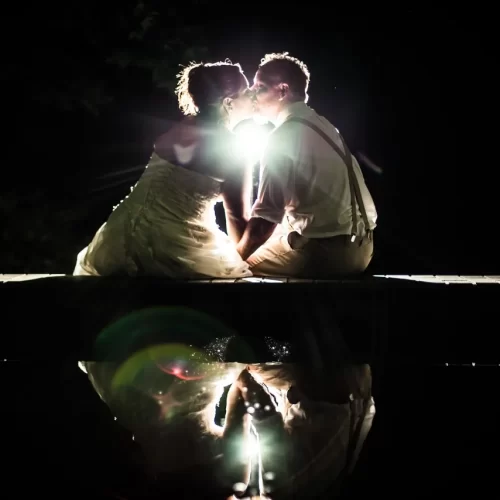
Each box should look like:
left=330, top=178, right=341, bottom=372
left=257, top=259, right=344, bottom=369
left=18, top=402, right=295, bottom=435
left=258, top=52, right=310, bottom=102
left=176, top=60, right=247, bottom=116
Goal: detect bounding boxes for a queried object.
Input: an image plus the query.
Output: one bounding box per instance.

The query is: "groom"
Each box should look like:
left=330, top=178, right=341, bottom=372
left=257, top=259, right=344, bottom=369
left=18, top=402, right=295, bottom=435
left=236, top=52, right=377, bottom=278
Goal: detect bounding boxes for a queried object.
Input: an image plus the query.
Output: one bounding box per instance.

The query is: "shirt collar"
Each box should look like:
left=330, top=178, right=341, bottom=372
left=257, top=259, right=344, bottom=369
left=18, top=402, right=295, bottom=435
left=275, top=101, right=309, bottom=127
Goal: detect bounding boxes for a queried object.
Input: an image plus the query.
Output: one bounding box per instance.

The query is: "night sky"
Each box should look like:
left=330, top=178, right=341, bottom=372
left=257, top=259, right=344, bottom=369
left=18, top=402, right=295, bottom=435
left=3, top=5, right=494, bottom=274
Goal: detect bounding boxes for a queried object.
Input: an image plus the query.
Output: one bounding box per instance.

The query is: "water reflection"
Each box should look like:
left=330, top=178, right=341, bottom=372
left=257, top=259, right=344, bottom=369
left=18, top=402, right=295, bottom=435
left=80, top=307, right=375, bottom=499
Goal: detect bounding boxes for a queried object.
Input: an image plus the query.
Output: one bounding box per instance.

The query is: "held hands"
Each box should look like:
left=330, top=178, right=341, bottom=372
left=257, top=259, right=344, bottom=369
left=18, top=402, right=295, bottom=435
left=223, top=367, right=283, bottom=446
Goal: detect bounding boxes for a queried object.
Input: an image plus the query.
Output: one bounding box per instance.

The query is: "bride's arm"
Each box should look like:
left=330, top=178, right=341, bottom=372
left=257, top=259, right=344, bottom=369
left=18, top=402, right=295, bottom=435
left=221, top=158, right=253, bottom=245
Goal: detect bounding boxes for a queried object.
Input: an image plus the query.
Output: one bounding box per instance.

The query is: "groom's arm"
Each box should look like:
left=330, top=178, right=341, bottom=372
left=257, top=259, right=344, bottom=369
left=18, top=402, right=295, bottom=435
left=237, top=136, right=291, bottom=261
left=236, top=217, right=277, bottom=261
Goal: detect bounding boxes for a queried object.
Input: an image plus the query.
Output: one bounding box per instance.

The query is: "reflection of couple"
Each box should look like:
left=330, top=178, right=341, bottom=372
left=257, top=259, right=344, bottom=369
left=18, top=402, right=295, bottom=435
left=84, top=360, right=373, bottom=499
left=222, top=364, right=368, bottom=499
left=74, top=53, right=377, bottom=279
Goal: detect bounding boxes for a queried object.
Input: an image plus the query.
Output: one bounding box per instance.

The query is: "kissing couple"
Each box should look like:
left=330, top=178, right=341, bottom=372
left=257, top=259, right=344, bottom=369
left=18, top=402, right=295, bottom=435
left=74, top=52, right=377, bottom=279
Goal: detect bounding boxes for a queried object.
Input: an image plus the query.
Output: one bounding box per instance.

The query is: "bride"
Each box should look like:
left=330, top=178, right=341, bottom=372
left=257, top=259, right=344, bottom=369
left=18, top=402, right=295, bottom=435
left=74, top=61, right=255, bottom=278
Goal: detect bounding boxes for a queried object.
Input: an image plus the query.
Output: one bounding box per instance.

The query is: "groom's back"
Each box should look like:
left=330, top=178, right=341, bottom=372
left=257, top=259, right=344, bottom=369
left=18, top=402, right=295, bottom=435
left=259, top=102, right=377, bottom=238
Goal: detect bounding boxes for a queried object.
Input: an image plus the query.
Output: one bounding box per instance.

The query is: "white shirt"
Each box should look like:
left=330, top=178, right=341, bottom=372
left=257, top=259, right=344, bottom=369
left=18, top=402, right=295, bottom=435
left=251, top=102, right=377, bottom=238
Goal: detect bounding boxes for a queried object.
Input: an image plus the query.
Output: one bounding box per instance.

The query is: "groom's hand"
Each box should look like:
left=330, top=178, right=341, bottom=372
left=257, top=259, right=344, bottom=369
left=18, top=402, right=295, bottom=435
left=236, top=217, right=276, bottom=261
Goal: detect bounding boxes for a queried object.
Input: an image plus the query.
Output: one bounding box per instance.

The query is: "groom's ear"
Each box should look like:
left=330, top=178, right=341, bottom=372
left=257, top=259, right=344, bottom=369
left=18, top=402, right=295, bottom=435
left=223, top=97, right=233, bottom=111
left=278, top=83, right=289, bottom=99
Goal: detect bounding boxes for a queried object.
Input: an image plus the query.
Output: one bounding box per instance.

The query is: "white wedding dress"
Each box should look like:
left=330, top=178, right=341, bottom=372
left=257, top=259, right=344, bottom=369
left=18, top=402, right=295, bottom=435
left=74, top=151, right=252, bottom=279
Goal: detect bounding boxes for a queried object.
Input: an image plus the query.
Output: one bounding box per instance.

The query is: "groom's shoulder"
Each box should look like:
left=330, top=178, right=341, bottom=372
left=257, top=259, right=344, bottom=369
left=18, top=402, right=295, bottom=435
left=270, top=114, right=316, bottom=148
left=275, top=106, right=336, bottom=140
left=266, top=124, right=297, bottom=155
left=272, top=117, right=304, bottom=141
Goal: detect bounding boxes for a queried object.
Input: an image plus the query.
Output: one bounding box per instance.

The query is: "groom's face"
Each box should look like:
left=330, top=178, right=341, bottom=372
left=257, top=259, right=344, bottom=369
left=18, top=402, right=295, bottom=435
left=251, top=70, right=283, bottom=122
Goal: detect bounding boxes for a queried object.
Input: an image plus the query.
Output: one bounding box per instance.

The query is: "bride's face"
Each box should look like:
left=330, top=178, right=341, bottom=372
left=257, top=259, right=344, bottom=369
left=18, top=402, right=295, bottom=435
left=226, top=76, right=254, bottom=128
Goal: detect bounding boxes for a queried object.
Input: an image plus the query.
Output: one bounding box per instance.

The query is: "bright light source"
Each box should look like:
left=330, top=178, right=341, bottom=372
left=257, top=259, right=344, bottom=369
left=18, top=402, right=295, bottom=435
left=234, top=122, right=269, bottom=166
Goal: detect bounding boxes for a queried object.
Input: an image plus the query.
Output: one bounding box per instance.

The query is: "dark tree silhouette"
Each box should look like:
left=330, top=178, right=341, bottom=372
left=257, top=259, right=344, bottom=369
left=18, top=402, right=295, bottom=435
left=17, top=1, right=210, bottom=115
left=2, top=1, right=212, bottom=272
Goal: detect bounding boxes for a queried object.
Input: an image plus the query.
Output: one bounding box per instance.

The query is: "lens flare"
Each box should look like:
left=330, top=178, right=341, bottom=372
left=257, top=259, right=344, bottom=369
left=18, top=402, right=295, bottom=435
left=234, top=121, right=269, bottom=165
left=109, top=343, right=211, bottom=392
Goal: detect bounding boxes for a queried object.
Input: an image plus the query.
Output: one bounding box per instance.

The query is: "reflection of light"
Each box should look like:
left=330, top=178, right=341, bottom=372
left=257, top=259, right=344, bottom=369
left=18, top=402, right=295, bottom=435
left=233, top=482, right=246, bottom=494
left=246, top=423, right=260, bottom=458
left=234, top=122, right=269, bottom=166
left=248, top=420, right=266, bottom=497
left=242, top=277, right=284, bottom=283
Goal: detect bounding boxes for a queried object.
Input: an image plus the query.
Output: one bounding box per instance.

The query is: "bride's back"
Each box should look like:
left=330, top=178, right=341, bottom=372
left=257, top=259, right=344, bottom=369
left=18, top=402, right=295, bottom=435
left=123, top=139, right=223, bottom=227
left=74, top=61, right=253, bottom=278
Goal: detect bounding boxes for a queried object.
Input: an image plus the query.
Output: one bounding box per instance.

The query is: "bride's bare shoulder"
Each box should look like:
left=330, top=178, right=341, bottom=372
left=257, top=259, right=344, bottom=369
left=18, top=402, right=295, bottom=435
left=155, top=117, right=201, bottom=152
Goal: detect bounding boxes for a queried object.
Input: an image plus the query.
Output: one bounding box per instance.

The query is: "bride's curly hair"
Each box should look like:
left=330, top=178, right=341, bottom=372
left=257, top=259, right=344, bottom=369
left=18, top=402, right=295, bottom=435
left=175, top=60, right=247, bottom=117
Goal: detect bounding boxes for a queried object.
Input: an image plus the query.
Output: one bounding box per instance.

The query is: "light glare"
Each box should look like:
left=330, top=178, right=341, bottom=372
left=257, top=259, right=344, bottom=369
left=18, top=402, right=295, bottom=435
left=235, top=123, right=269, bottom=165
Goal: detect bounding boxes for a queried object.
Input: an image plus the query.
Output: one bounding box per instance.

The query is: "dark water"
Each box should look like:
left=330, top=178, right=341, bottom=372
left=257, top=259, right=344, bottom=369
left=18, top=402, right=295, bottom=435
left=2, top=358, right=497, bottom=497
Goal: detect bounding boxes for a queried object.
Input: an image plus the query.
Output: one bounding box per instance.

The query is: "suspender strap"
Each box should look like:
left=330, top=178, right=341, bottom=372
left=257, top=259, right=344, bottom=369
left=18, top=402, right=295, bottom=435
left=286, top=116, right=372, bottom=241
